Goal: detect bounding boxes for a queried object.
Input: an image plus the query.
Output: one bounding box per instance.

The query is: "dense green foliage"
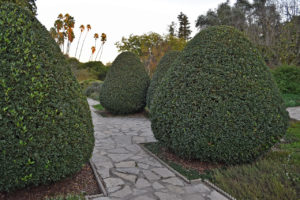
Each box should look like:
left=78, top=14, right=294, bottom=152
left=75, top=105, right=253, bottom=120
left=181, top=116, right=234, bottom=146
left=0, top=3, right=94, bottom=191
left=272, top=65, right=300, bottom=94
left=195, top=0, right=300, bottom=66
left=80, top=80, right=103, bottom=100
left=115, top=33, right=186, bottom=76
left=66, top=58, right=109, bottom=81
left=213, top=122, right=300, bottom=200
left=282, top=93, right=300, bottom=107
left=150, top=26, right=288, bottom=164
left=66, top=57, right=81, bottom=77
left=79, top=61, right=108, bottom=81
left=278, top=17, right=300, bottom=65
left=0, top=0, right=36, bottom=15
left=100, top=52, right=149, bottom=114
left=146, top=51, right=180, bottom=108
left=177, top=12, right=192, bottom=40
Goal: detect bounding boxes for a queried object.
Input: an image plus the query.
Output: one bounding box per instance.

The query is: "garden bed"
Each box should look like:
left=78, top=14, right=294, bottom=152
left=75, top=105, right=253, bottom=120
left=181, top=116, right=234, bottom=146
left=93, top=104, right=149, bottom=118
left=0, top=163, right=101, bottom=200
left=142, top=142, right=222, bottom=181
left=143, top=122, right=300, bottom=200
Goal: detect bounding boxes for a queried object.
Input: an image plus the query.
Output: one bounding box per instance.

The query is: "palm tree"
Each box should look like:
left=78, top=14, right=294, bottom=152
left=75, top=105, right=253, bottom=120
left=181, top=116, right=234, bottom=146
left=95, top=33, right=107, bottom=61
left=79, top=24, right=91, bottom=60
left=93, top=33, right=99, bottom=61
left=94, top=33, right=99, bottom=48
left=89, top=46, right=96, bottom=61
left=54, top=16, right=64, bottom=52
left=98, top=33, right=107, bottom=61
left=64, top=14, right=75, bottom=55
left=75, top=25, right=85, bottom=58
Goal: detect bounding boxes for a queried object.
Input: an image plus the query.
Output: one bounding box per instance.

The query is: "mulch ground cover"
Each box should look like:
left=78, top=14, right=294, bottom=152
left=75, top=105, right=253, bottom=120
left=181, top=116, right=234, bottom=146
left=0, top=163, right=101, bottom=200
left=96, top=109, right=149, bottom=118
left=144, top=142, right=223, bottom=180
left=160, top=147, right=222, bottom=174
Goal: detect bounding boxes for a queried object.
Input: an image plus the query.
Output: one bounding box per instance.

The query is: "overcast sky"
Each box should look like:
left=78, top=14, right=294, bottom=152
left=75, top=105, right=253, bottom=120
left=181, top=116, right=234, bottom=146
left=36, top=0, right=235, bottom=64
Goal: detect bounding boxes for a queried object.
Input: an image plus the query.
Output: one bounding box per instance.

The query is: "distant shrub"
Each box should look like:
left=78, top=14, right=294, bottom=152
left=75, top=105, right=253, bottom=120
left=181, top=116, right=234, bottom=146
left=85, top=82, right=102, bottom=96
left=146, top=51, right=180, bottom=108
left=80, top=79, right=101, bottom=90
left=79, top=61, right=109, bottom=81
left=65, top=59, right=108, bottom=81
left=100, top=52, right=150, bottom=114
left=150, top=26, right=288, bottom=164
left=272, top=65, right=300, bottom=94
left=66, top=57, right=81, bottom=76
left=86, top=82, right=102, bottom=100
left=0, top=3, right=94, bottom=192
left=80, top=79, right=103, bottom=100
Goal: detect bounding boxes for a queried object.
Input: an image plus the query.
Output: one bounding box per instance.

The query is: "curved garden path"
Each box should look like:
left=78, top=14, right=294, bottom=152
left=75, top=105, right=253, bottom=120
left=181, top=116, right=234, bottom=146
left=88, top=98, right=228, bottom=200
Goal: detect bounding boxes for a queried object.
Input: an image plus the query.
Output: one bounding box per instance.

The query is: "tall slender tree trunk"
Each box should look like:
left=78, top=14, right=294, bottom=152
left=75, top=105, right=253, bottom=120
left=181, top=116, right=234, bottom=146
left=66, top=41, right=71, bottom=55
left=75, top=33, right=82, bottom=58
left=79, top=31, right=89, bottom=60
left=99, top=44, right=105, bottom=60
left=95, top=44, right=102, bottom=61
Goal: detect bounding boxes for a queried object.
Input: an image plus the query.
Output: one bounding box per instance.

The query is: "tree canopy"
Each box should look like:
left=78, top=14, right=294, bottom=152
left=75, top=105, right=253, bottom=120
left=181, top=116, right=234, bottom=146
left=115, top=33, right=186, bottom=76
left=195, top=0, right=300, bottom=66
left=177, top=12, right=192, bottom=40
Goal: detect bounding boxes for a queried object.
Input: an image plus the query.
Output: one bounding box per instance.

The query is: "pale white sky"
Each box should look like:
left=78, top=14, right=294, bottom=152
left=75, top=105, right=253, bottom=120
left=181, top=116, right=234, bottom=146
left=36, top=0, right=235, bottom=64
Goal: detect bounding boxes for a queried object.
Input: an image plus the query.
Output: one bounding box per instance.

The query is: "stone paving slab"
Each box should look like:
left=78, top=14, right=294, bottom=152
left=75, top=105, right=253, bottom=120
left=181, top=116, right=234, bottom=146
left=88, top=98, right=229, bottom=200
left=287, top=106, right=300, bottom=121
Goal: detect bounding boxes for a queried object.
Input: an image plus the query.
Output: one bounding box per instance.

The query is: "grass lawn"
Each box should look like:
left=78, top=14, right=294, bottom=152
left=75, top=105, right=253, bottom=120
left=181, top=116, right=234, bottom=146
left=93, top=104, right=105, bottom=111
left=282, top=93, right=300, bottom=107
left=144, top=122, right=300, bottom=200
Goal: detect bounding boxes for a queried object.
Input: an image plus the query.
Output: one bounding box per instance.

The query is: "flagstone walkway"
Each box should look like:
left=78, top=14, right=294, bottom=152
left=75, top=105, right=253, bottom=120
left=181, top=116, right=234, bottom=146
left=287, top=106, right=300, bottom=121
left=88, top=98, right=228, bottom=200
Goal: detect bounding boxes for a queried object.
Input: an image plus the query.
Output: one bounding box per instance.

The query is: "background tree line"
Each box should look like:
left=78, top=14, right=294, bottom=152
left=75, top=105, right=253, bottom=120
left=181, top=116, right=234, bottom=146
left=196, top=0, right=300, bottom=67
left=116, top=12, right=192, bottom=76
left=117, top=0, right=299, bottom=74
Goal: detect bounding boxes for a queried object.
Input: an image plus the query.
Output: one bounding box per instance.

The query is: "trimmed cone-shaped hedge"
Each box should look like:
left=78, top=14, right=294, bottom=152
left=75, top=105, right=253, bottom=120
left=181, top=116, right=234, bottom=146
left=0, top=3, right=94, bottom=191
left=150, top=26, right=288, bottom=164
left=147, top=51, right=180, bottom=108
left=100, top=52, right=149, bottom=114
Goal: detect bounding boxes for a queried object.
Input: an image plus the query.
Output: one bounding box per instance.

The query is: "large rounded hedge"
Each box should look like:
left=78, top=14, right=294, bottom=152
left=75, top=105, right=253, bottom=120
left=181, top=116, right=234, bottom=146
left=147, top=51, right=180, bottom=108
left=0, top=3, right=94, bottom=191
left=150, top=26, right=288, bottom=164
left=100, top=52, right=149, bottom=114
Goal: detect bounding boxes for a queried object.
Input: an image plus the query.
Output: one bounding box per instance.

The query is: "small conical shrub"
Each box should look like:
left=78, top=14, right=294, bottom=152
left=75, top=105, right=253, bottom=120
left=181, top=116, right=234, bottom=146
left=147, top=51, right=180, bottom=108
left=150, top=26, right=288, bottom=164
left=0, top=3, right=94, bottom=191
left=100, top=52, right=149, bottom=114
